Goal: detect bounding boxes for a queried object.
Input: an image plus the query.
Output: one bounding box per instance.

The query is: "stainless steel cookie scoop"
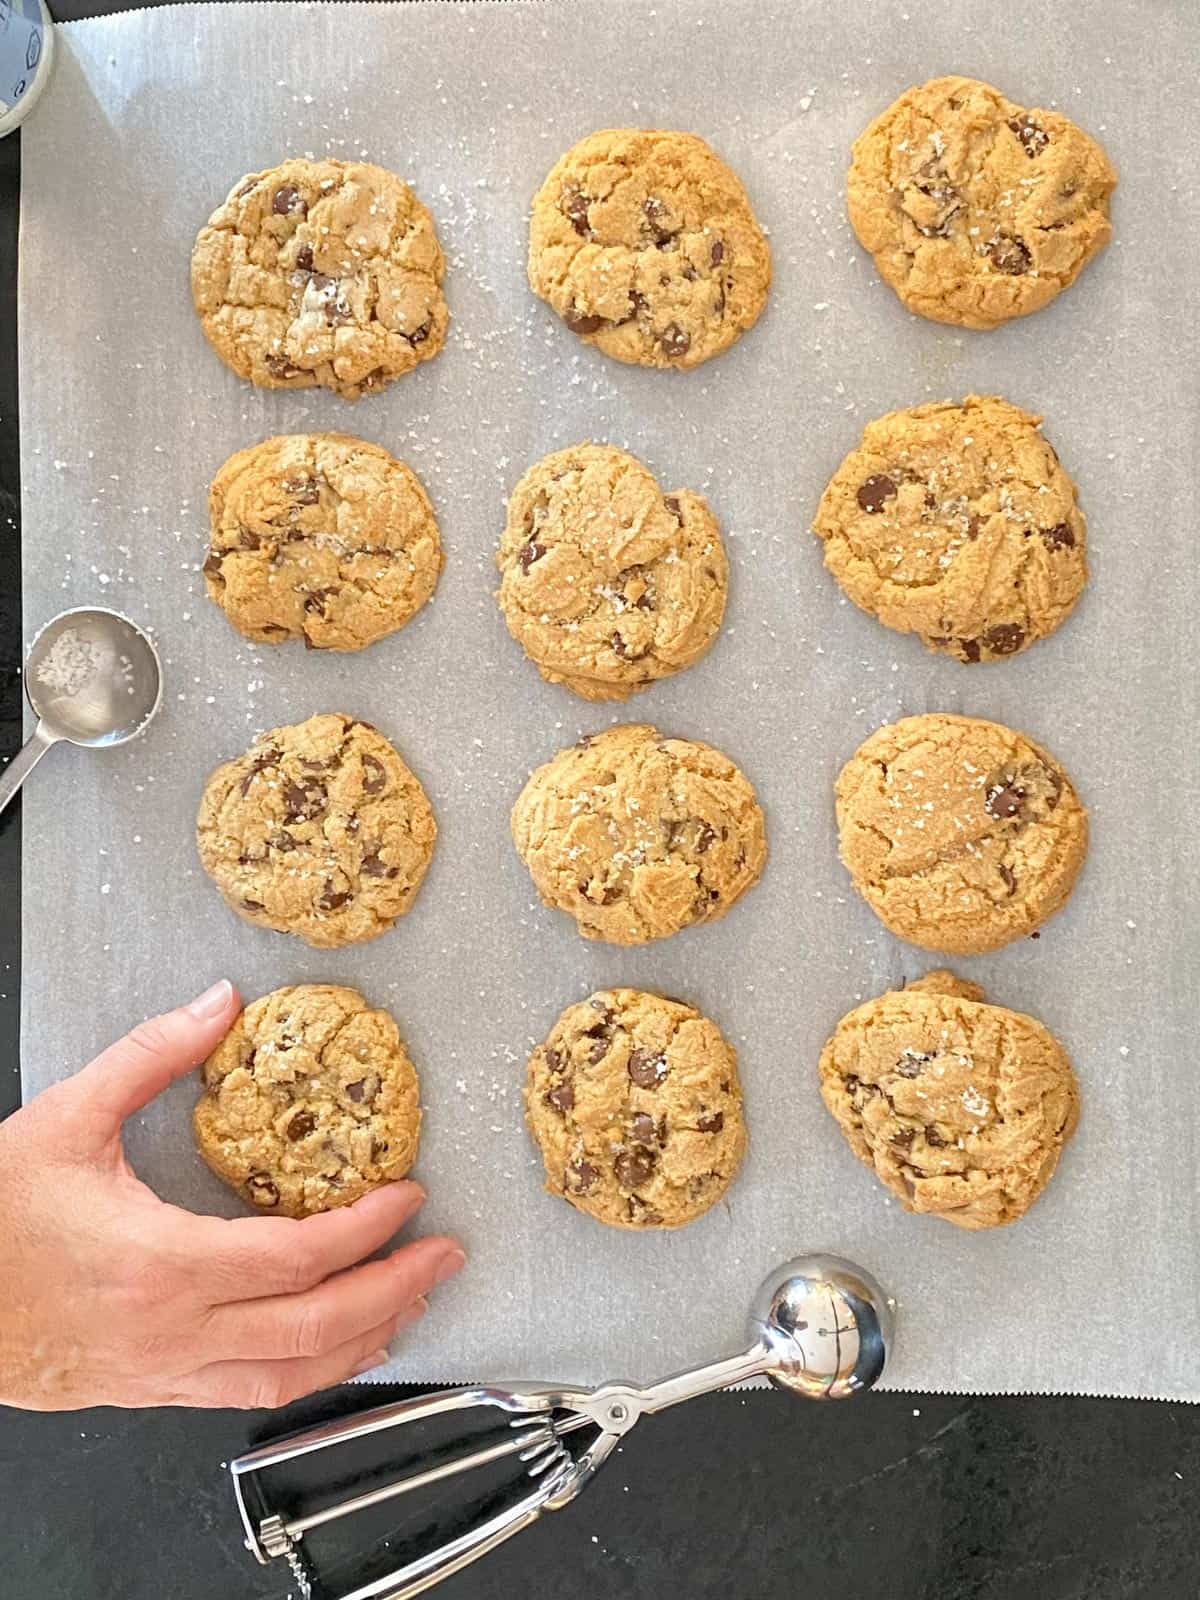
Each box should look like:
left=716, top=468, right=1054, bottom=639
left=0, top=606, right=163, bottom=817
left=230, top=1253, right=892, bottom=1600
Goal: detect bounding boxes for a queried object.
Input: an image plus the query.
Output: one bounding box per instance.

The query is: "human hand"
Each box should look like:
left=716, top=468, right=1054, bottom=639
left=0, top=980, right=465, bottom=1411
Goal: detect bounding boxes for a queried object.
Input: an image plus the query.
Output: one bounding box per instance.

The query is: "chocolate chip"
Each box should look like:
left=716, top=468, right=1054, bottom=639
left=318, top=880, right=351, bottom=911
left=264, top=352, right=304, bottom=380
left=240, top=747, right=279, bottom=796
left=246, top=1173, right=280, bottom=1208
left=1042, top=521, right=1075, bottom=550
left=635, top=1206, right=664, bottom=1226
left=845, top=1074, right=862, bottom=1096
left=547, top=1081, right=575, bottom=1113
left=610, top=631, right=647, bottom=661
left=324, top=294, right=353, bottom=326
left=998, top=862, right=1017, bottom=896
left=710, top=239, right=724, bottom=266
left=857, top=474, right=897, bottom=514
left=629, top=1112, right=658, bottom=1144
left=346, top=1079, right=367, bottom=1103
left=628, top=1049, right=667, bottom=1088
left=241, top=898, right=264, bottom=912
left=202, top=551, right=224, bottom=582
left=283, top=781, right=326, bottom=822
left=663, top=495, right=683, bottom=521
left=695, top=822, right=715, bottom=854
left=896, top=1049, right=932, bottom=1078
left=564, top=309, right=606, bottom=335
left=303, top=587, right=336, bottom=617
left=1008, top=116, right=1049, bottom=158
left=236, top=529, right=263, bottom=550
left=287, top=1110, right=316, bottom=1142
left=295, top=243, right=314, bottom=273
left=696, top=1110, right=724, bottom=1133
left=270, top=831, right=298, bottom=852
left=287, top=474, right=321, bottom=505
left=357, top=755, right=387, bottom=798
left=562, top=189, right=591, bottom=236
left=966, top=514, right=983, bottom=539
left=405, top=320, right=432, bottom=347
left=988, top=234, right=1031, bottom=275
left=588, top=1035, right=611, bottom=1064
left=981, top=622, right=1025, bottom=655
left=891, top=1127, right=916, bottom=1151
left=643, top=196, right=677, bottom=245
left=614, top=1147, right=655, bottom=1188
left=272, top=184, right=306, bottom=217
left=567, top=1159, right=598, bottom=1193
left=960, top=637, right=982, bottom=663
left=236, top=179, right=258, bottom=199
left=543, top=1047, right=562, bottom=1072
left=518, top=540, right=545, bottom=572
left=360, top=851, right=397, bottom=879
left=925, top=1126, right=949, bottom=1148
left=660, top=323, right=690, bottom=359
left=985, top=778, right=1026, bottom=820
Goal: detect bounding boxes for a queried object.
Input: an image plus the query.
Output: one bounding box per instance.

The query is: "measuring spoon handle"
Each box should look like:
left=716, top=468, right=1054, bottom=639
left=0, top=722, right=58, bottom=817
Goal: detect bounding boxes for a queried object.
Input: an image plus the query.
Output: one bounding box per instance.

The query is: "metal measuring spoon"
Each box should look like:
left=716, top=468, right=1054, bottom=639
left=0, top=606, right=163, bottom=817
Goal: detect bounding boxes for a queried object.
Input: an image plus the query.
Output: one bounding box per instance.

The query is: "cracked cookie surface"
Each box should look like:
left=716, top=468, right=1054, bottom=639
left=848, top=75, right=1116, bottom=329
left=496, top=442, right=727, bottom=701
left=528, top=127, right=770, bottom=368
left=196, top=712, right=436, bottom=948
left=819, top=970, right=1078, bottom=1229
left=194, top=984, right=421, bottom=1219
left=812, top=395, right=1087, bottom=662
left=191, top=158, right=448, bottom=399
left=836, top=713, right=1087, bottom=954
left=205, top=433, right=443, bottom=652
left=526, top=988, right=746, bottom=1230
left=512, top=724, right=766, bottom=945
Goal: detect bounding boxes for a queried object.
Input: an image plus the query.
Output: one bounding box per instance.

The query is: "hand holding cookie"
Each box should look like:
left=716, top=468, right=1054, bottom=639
left=0, top=981, right=463, bottom=1410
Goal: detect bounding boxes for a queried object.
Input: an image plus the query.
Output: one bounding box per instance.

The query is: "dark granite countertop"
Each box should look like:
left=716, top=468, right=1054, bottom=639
left=0, top=6, right=1196, bottom=1597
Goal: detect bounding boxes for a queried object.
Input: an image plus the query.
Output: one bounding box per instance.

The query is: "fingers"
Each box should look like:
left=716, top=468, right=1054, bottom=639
left=194, top=1181, right=430, bottom=1301
left=178, top=1302, right=425, bottom=1410
left=201, top=1234, right=465, bottom=1365
left=66, top=980, right=241, bottom=1146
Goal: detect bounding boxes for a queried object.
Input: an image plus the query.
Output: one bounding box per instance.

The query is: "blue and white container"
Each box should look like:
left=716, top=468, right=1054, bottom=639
left=0, top=0, right=54, bottom=136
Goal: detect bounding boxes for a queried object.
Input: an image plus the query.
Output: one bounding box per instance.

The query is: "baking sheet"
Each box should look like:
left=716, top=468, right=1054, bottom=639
left=17, top=0, right=1200, bottom=1398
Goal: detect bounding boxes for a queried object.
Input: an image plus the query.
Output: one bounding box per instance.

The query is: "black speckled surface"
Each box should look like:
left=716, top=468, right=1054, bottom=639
left=1, top=6, right=1198, bottom=1598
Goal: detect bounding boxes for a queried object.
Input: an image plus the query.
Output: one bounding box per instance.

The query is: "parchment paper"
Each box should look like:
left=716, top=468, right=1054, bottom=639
left=18, top=0, right=1200, bottom=1398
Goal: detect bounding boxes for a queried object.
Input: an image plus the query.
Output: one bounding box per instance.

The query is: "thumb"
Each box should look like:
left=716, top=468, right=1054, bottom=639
left=67, top=980, right=241, bottom=1144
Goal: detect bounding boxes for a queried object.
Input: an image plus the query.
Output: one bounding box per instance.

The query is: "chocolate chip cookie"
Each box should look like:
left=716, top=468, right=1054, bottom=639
left=528, top=127, right=771, bottom=368
left=526, top=988, right=746, bottom=1230
left=848, top=76, right=1116, bottom=329
left=190, top=158, right=448, bottom=399
left=836, top=713, right=1087, bottom=954
left=495, top=442, right=728, bottom=701
left=194, top=984, right=421, bottom=1219
left=205, top=433, right=443, bottom=651
left=819, top=970, right=1079, bottom=1229
left=196, top=713, right=436, bottom=948
left=812, top=395, right=1088, bottom=662
left=511, top=724, right=767, bottom=945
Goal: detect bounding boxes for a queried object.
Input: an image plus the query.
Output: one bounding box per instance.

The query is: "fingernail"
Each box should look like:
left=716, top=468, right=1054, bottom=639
left=351, top=1348, right=390, bottom=1378
left=186, top=979, right=234, bottom=1021
left=431, top=1248, right=466, bottom=1287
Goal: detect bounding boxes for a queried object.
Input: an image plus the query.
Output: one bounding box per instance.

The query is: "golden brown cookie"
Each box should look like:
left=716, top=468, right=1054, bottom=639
left=196, top=713, right=436, bottom=948
left=190, top=158, right=448, bottom=399
left=512, top=724, right=766, bottom=945
left=194, top=984, right=421, bottom=1219
left=495, top=442, right=727, bottom=701
left=818, top=970, right=1079, bottom=1229
left=528, top=127, right=770, bottom=368
left=204, top=433, right=443, bottom=652
left=525, top=988, right=746, bottom=1230
left=848, top=75, right=1116, bottom=329
left=812, top=396, right=1087, bottom=662
left=835, top=713, right=1087, bottom=954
